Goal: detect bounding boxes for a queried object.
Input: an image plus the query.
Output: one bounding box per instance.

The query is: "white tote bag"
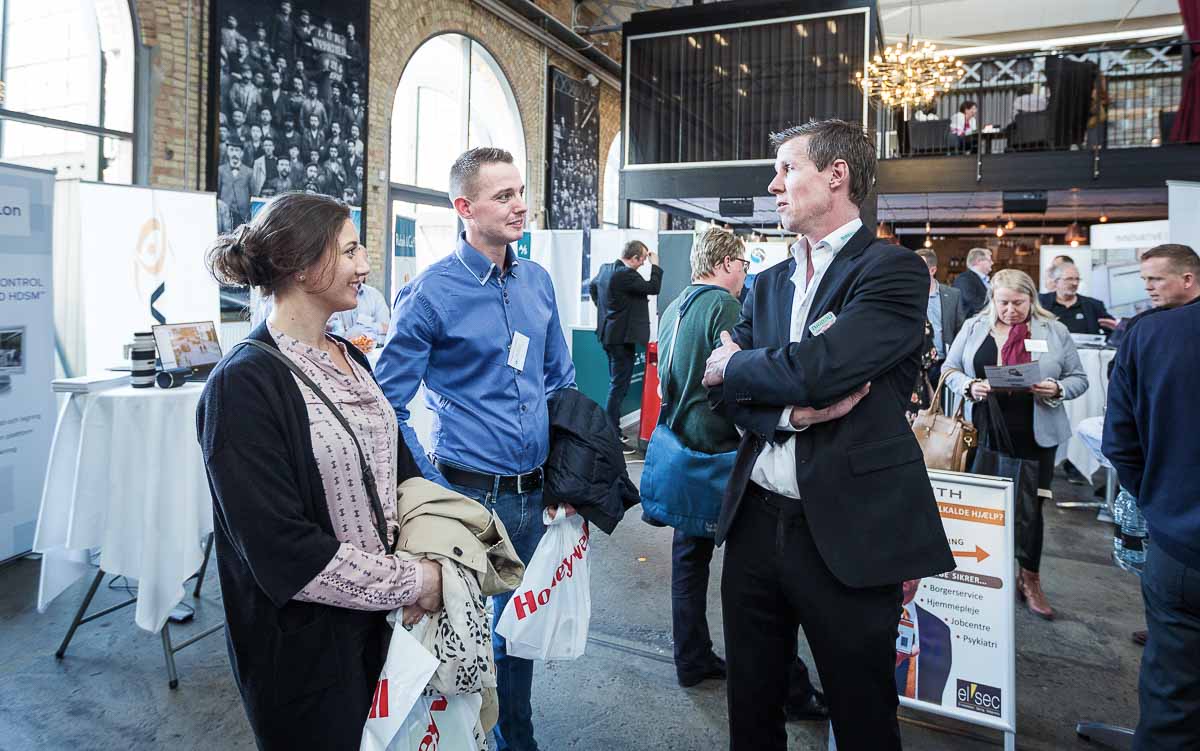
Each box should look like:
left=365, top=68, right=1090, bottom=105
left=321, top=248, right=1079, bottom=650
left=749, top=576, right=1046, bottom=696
left=495, top=510, right=592, bottom=660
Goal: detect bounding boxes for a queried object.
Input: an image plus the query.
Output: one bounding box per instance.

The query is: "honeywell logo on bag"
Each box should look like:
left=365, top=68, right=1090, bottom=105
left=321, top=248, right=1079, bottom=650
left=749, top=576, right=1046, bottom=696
left=512, top=521, right=590, bottom=620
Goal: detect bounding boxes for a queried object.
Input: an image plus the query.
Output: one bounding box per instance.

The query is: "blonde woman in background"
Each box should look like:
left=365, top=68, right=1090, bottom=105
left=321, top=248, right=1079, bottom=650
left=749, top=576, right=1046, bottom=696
left=944, top=269, right=1088, bottom=620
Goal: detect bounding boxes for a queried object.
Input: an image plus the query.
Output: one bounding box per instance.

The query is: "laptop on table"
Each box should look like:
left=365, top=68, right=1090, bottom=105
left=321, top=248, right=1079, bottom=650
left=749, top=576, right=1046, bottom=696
left=152, top=321, right=224, bottom=383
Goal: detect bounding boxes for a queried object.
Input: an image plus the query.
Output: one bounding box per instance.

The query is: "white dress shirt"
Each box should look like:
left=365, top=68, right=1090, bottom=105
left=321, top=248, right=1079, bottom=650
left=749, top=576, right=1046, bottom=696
left=749, top=217, right=862, bottom=499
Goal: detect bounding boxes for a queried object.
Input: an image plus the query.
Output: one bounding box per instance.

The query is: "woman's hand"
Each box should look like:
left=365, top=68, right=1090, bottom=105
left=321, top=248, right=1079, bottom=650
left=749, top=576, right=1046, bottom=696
left=416, top=559, right=443, bottom=613
left=969, top=379, right=992, bottom=401
left=401, top=604, right=426, bottom=626
left=1031, top=379, right=1062, bottom=399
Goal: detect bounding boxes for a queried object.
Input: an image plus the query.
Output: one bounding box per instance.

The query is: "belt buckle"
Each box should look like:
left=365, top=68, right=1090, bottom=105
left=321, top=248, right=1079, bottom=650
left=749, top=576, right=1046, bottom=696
left=516, top=468, right=540, bottom=495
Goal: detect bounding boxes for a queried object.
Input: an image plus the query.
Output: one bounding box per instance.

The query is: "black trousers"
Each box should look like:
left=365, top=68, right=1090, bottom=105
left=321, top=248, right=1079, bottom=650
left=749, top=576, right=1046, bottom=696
left=671, top=529, right=817, bottom=699
left=723, top=484, right=904, bottom=751
left=603, top=343, right=636, bottom=431
left=1136, top=543, right=1200, bottom=750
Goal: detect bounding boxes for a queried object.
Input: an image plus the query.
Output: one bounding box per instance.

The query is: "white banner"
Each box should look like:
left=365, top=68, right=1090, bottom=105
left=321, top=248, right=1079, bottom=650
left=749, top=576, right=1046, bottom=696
left=76, top=184, right=220, bottom=374
left=526, top=230, right=584, bottom=340
left=0, top=163, right=56, bottom=560
left=897, top=471, right=1016, bottom=738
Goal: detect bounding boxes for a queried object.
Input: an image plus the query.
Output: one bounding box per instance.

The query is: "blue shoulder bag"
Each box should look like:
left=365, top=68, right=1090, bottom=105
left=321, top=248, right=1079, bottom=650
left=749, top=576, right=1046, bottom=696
left=640, top=286, right=738, bottom=538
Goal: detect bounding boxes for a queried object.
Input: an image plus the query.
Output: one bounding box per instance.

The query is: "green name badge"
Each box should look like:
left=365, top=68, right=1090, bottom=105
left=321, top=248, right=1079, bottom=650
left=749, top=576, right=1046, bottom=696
left=808, top=311, right=837, bottom=337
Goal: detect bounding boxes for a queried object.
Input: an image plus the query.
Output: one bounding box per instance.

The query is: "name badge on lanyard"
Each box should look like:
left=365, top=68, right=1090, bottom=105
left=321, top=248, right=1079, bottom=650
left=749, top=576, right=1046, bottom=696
left=508, top=331, right=530, bottom=372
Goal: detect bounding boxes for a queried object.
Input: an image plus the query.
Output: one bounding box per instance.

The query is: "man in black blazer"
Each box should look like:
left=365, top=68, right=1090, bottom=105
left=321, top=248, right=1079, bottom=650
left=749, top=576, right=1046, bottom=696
left=952, top=246, right=993, bottom=317
left=588, top=241, right=663, bottom=436
left=702, top=120, right=955, bottom=750
left=916, top=249, right=967, bottom=386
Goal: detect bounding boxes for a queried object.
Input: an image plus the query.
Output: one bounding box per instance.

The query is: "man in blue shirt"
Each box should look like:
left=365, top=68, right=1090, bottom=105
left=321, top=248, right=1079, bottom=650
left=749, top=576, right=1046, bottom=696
left=327, top=282, right=391, bottom=342
left=376, top=146, right=575, bottom=751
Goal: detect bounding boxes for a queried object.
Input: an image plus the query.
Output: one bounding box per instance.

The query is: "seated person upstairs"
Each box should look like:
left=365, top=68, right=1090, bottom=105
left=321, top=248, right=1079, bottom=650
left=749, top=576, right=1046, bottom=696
left=950, top=100, right=978, bottom=137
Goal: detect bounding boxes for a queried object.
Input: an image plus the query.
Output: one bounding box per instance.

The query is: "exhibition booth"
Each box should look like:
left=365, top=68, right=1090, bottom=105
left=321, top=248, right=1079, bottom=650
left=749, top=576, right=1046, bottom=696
left=3, top=157, right=1199, bottom=747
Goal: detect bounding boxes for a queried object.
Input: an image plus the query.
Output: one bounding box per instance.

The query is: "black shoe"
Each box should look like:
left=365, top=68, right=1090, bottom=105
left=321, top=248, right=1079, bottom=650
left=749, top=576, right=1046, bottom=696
left=620, top=436, right=638, bottom=454
left=785, top=690, right=829, bottom=722
left=677, top=655, right=726, bottom=688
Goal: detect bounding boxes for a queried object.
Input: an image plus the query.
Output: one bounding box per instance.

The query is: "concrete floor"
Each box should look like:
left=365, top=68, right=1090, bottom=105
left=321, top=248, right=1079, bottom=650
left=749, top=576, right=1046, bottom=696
left=0, top=459, right=1144, bottom=751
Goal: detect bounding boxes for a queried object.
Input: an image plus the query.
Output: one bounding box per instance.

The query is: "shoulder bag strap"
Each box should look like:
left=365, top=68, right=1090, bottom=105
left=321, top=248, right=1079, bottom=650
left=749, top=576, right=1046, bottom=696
left=658, top=285, right=724, bottom=418
left=233, top=339, right=396, bottom=554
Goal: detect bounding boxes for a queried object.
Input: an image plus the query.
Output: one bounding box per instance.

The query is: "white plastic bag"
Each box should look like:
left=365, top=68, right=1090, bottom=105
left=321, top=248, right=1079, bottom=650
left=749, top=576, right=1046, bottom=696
left=360, top=618, right=439, bottom=751
left=495, top=509, right=591, bottom=660
left=390, top=691, right=483, bottom=750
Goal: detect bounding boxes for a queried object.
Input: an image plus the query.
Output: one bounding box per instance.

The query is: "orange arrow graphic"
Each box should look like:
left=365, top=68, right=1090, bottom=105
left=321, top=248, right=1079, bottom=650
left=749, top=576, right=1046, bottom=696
left=952, top=545, right=990, bottom=563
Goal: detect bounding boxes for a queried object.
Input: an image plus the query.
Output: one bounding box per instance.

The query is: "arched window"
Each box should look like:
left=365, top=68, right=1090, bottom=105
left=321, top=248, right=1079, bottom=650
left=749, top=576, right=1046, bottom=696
left=388, top=34, right=525, bottom=282
left=0, top=0, right=136, bottom=182
left=601, top=133, right=660, bottom=230
left=390, top=34, right=525, bottom=191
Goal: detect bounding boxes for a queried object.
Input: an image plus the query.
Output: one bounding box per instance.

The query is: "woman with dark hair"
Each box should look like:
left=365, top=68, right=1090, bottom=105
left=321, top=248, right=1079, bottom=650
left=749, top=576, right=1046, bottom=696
left=197, top=192, right=443, bottom=749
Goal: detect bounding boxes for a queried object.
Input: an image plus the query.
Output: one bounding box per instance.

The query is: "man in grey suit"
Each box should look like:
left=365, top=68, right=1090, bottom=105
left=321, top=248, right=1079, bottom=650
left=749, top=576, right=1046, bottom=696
left=916, top=249, right=966, bottom=387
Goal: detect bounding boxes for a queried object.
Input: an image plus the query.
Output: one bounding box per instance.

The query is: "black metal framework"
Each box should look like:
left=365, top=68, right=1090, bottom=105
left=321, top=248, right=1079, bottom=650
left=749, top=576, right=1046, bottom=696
left=625, top=8, right=870, bottom=166
left=885, top=40, right=1193, bottom=159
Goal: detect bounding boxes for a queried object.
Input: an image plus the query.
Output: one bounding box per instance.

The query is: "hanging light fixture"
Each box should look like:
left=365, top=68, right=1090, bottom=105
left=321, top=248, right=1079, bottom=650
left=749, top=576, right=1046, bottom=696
left=995, top=225, right=1005, bottom=238
left=1099, top=211, right=1109, bottom=223
left=855, top=1, right=965, bottom=109
left=1065, top=221, right=1087, bottom=246
left=923, top=236, right=933, bottom=248
left=876, top=221, right=895, bottom=239
left=1005, top=218, right=1016, bottom=230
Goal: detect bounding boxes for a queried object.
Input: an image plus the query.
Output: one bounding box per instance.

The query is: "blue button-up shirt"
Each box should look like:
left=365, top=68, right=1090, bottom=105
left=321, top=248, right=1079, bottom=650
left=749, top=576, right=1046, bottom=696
left=927, top=286, right=945, bottom=359
left=376, top=234, right=576, bottom=483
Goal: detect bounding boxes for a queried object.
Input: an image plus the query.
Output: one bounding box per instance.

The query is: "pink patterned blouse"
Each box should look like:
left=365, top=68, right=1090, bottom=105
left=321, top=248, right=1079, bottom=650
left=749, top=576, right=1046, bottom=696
left=269, top=324, right=422, bottom=610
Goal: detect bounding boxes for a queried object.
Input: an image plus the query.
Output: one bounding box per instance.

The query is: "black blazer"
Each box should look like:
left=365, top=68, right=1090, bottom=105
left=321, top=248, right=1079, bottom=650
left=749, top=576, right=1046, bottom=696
left=196, top=324, right=421, bottom=750
left=936, top=283, right=967, bottom=356
left=588, top=260, right=664, bottom=346
left=710, top=227, right=955, bottom=588
left=952, top=269, right=989, bottom=318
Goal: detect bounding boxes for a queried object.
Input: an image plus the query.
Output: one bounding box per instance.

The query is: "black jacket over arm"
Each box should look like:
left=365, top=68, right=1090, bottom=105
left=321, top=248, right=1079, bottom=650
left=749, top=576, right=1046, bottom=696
left=196, top=323, right=421, bottom=751
left=710, top=228, right=955, bottom=588
left=589, top=260, right=663, bottom=346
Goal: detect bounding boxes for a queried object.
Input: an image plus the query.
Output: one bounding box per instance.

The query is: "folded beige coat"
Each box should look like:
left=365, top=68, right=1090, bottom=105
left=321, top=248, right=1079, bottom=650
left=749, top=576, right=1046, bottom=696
left=395, top=477, right=526, bottom=596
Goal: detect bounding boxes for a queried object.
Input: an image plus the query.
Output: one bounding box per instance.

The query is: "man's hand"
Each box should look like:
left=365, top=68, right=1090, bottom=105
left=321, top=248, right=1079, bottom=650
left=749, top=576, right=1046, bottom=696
left=646, top=251, right=659, bottom=266
left=702, top=331, right=741, bottom=387
left=546, top=503, right=577, bottom=521
left=416, top=558, right=443, bottom=613
left=789, top=383, right=870, bottom=429
left=1099, top=317, right=1119, bottom=331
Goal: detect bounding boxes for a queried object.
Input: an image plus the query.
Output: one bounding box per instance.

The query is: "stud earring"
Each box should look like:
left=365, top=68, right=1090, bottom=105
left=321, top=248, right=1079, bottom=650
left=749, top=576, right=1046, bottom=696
left=299, top=274, right=307, bottom=282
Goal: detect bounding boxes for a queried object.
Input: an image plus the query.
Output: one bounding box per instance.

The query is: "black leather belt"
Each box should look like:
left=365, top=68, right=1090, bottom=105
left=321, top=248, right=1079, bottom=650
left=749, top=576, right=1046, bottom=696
left=436, top=461, right=544, bottom=494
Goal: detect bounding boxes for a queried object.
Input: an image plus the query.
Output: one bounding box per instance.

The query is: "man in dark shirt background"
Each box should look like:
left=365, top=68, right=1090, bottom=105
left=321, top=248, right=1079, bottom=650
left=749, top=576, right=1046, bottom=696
left=588, top=240, right=663, bottom=446
left=1039, top=260, right=1117, bottom=335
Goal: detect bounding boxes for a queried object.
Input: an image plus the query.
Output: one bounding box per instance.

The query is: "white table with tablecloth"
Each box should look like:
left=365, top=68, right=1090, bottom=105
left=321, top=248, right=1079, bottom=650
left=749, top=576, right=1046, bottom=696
left=33, top=384, right=213, bottom=633
left=1058, top=347, right=1117, bottom=480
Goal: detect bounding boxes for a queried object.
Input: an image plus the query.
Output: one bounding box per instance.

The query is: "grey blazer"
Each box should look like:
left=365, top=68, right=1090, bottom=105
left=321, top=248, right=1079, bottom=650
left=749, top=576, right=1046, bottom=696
left=943, top=315, right=1088, bottom=447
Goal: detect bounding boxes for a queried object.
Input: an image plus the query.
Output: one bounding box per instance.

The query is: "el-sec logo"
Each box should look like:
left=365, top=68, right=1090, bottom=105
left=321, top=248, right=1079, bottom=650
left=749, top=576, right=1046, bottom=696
left=956, top=679, right=1002, bottom=718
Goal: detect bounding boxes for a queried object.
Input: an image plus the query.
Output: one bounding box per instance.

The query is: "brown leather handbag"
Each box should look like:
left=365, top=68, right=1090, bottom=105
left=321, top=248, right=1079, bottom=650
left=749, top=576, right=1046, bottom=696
left=911, top=370, right=977, bottom=472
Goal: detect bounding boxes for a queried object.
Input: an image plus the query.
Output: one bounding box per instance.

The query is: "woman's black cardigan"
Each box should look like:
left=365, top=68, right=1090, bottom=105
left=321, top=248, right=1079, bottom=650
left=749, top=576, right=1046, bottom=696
left=196, top=323, right=420, bottom=750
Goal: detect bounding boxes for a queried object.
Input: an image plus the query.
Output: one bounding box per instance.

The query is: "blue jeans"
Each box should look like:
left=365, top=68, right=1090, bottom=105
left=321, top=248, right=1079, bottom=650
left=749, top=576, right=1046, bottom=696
left=1136, top=543, right=1200, bottom=750
left=447, top=478, right=546, bottom=751
left=604, top=343, right=636, bottom=431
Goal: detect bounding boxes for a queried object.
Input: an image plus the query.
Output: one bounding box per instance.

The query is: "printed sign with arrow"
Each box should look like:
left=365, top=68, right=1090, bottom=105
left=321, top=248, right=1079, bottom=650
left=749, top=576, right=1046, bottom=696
left=952, top=545, right=990, bottom=563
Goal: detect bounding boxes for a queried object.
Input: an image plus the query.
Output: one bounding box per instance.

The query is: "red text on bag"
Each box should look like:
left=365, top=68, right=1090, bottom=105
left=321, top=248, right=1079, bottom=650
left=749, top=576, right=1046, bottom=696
left=418, top=696, right=449, bottom=750
left=368, top=678, right=389, bottom=719
left=512, top=521, right=590, bottom=621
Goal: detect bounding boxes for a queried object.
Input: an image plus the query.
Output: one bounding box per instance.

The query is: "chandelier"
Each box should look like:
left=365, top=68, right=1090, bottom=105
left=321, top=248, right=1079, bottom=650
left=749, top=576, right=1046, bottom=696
left=855, top=36, right=965, bottom=108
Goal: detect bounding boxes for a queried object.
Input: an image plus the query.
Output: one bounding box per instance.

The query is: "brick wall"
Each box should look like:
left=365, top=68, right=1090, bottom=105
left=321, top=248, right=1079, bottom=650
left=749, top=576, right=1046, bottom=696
left=134, top=0, right=621, bottom=285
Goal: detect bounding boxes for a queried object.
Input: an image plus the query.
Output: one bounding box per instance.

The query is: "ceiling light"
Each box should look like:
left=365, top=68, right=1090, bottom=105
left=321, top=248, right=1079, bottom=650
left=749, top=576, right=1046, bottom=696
left=996, top=226, right=1005, bottom=238
left=1099, top=212, right=1109, bottom=223
left=1065, top=220, right=1088, bottom=246
left=856, top=36, right=965, bottom=108
left=923, top=236, right=932, bottom=248
left=1005, top=218, right=1016, bottom=230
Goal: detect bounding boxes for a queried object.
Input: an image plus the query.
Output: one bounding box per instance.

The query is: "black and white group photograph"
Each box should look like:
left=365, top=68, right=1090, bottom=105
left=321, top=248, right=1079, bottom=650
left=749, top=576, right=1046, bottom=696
left=212, top=0, right=369, bottom=234
left=547, top=67, right=600, bottom=232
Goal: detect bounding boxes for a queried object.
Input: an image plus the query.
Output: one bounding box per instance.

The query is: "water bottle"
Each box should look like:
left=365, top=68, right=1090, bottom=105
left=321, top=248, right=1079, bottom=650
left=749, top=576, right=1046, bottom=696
left=1115, top=489, right=1148, bottom=574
